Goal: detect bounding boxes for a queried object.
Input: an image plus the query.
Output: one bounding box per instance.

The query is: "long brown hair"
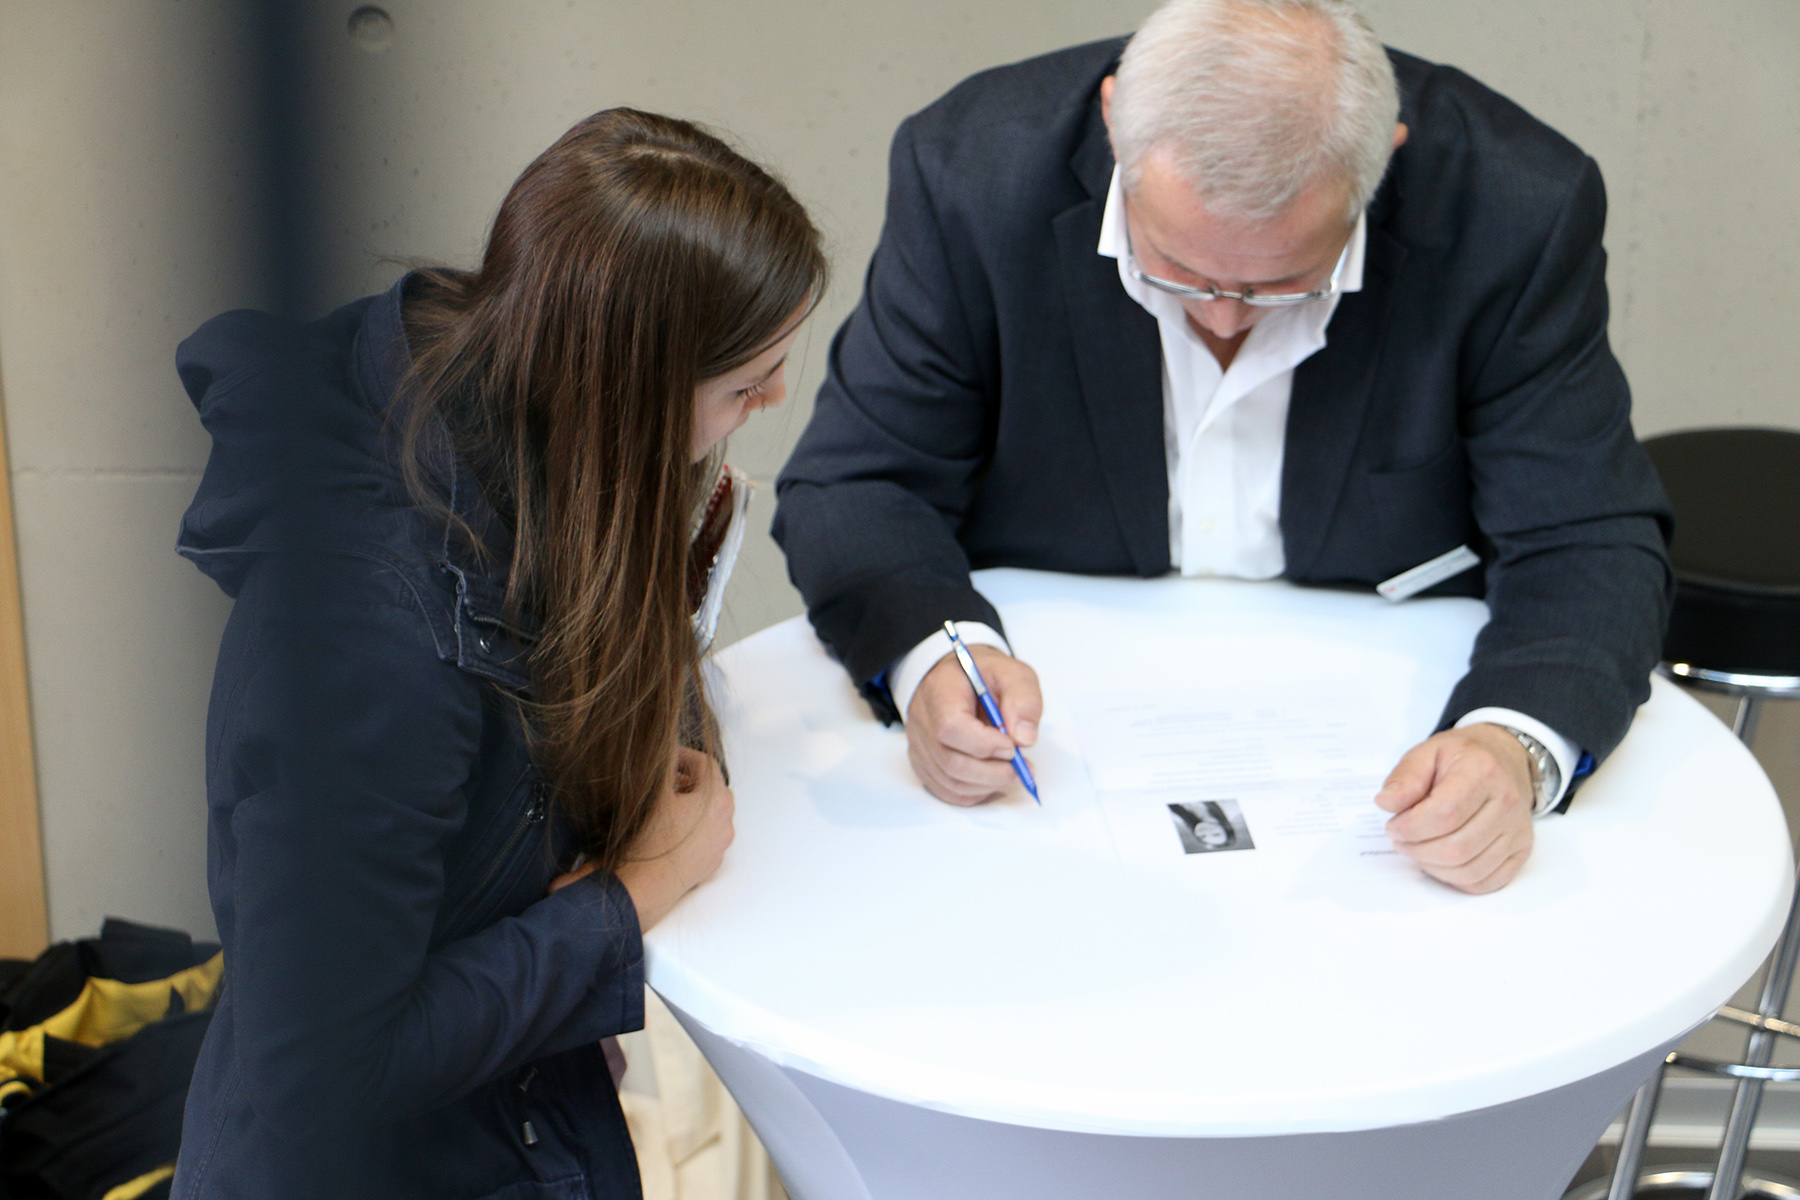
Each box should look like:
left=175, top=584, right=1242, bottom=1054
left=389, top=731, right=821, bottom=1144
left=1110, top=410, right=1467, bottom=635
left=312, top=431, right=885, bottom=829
left=399, top=108, right=825, bottom=871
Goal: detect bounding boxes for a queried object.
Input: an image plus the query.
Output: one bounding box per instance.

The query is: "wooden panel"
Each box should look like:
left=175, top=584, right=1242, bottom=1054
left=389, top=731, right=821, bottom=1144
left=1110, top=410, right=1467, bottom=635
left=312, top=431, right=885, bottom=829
left=0, top=374, right=47, bottom=958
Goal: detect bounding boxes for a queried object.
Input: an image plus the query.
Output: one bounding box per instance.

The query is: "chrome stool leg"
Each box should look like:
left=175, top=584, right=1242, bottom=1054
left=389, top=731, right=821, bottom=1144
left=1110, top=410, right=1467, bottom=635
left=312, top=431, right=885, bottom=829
left=1733, top=695, right=1765, bottom=745
left=1708, top=880, right=1800, bottom=1200
left=1707, top=689, right=1777, bottom=1200
left=1607, top=1066, right=1665, bottom=1200
left=1598, top=668, right=1800, bottom=1199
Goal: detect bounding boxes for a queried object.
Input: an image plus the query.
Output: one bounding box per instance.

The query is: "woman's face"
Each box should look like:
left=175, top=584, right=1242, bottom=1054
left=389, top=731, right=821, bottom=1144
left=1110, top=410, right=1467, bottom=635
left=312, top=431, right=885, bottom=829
left=691, top=319, right=805, bottom=462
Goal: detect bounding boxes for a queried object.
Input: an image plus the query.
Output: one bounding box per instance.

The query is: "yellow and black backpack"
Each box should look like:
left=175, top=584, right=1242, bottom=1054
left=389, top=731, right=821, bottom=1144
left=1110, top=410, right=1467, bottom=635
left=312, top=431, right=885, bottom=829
left=0, top=919, right=222, bottom=1200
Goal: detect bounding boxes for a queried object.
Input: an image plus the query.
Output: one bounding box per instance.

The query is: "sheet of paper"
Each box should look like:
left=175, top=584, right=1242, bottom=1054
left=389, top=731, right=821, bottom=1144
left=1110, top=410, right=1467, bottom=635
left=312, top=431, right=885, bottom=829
left=1071, top=683, right=1395, bottom=790
left=1069, top=683, right=1412, bottom=877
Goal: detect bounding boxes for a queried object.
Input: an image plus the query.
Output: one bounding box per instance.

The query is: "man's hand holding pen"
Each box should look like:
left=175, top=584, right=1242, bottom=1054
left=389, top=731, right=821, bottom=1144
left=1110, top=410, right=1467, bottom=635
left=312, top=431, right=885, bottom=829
left=906, top=645, right=1042, bottom=806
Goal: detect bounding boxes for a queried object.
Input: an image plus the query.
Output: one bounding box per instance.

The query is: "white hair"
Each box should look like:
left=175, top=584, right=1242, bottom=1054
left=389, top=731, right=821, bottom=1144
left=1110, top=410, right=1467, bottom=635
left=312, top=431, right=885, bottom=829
left=1109, top=0, right=1400, bottom=222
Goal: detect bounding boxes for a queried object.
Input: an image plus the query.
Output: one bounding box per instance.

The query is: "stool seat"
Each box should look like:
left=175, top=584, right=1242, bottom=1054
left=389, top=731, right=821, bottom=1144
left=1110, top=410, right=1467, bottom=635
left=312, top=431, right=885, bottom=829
left=1643, top=428, right=1800, bottom=675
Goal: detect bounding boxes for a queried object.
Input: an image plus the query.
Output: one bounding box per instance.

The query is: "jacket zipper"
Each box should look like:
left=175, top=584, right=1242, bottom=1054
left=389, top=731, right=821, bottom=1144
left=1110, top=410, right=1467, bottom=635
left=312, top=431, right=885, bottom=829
left=439, top=782, right=547, bottom=937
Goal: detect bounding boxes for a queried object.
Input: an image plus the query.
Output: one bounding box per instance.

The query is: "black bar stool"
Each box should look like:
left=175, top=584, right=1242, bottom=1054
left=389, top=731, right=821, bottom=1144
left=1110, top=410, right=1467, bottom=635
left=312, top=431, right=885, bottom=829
left=1596, top=428, right=1800, bottom=1200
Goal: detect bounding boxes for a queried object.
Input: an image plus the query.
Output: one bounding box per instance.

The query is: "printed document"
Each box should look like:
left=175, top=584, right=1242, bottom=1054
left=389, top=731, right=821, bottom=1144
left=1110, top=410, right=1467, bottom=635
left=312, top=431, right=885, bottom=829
left=1069, top=682, right=1412, bottom=876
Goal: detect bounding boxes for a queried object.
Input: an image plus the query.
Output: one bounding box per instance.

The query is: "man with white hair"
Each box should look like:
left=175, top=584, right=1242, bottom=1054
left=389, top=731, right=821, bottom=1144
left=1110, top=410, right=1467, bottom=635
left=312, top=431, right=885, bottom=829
left=774, top=0, right=1671, bottom=894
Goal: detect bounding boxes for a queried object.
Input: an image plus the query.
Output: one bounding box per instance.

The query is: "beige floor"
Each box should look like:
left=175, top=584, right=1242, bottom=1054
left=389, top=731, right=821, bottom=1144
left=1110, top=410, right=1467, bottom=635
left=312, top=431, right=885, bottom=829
left=619, top=991, right=789, bottom=1200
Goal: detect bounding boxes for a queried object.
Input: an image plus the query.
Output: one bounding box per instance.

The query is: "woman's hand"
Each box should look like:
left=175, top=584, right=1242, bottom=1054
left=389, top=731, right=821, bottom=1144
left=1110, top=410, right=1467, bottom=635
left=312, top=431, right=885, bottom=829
left=551, top=747, right=735, bottom=932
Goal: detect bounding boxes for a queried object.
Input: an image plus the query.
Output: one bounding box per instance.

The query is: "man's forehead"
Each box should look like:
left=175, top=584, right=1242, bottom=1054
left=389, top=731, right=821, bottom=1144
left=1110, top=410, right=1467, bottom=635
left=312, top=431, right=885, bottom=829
left=1127, top=150, right=1352, bottom=281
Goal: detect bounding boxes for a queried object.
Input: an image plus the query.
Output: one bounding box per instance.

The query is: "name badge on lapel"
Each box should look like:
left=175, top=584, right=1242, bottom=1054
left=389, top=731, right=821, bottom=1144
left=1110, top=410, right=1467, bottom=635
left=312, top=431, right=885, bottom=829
left=1377, top=544, right=1481, bottom=602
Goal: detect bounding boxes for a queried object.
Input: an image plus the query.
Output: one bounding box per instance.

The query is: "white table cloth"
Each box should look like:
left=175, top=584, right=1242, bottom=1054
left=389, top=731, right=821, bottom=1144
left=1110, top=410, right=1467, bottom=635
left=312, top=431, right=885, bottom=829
left=647, top=570, right=1792, bottom=1200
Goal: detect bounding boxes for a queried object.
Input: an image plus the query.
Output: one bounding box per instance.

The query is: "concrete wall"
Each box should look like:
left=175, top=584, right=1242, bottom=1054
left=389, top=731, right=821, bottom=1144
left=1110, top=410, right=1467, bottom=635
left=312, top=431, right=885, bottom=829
left=0, top=2, right=259, bottom=941
left=1, top=1, right=1795, bottom=955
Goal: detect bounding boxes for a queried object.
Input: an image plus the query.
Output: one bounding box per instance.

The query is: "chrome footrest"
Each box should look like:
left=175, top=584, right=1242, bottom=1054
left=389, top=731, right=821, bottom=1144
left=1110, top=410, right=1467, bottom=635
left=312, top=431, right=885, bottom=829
left=1668, top=1052, right=1800, bottom=1084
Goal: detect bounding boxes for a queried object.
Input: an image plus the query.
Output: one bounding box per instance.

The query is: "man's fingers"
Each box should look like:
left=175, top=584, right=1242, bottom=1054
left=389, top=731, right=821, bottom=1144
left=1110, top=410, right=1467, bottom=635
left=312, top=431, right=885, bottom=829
left=1416, top=836, right=1531, bottom=895
left=939, top=743, right=1017, bottom=790
left=1374, top=741, right=1440, bottom=814
left=904, top=645, right=1039, bottom=807
left=908, top=741, right=1005, bottom=806
left=974, top=647, right=1043, bottom=747
left=1464, top=848, right=1531, bottom=895
left=1386, top=776, right=1484, bottom=845
left=908, top=706, right=1021, bottom=806
left=1385, top=756, right=1534, bottom=895
left=1387, top=745, right=1523, bottom=844
left=911, top=655, right=1019, bottom=760
left=931, top=707, right=1018, bottom=760
left=1394, top=807, right=1506, bottom=872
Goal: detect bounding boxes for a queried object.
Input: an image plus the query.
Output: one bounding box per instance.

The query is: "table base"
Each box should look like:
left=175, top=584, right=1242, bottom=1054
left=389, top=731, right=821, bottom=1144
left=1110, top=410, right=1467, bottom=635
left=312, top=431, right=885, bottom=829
left=668, top=1000, right=1673, bottom=1200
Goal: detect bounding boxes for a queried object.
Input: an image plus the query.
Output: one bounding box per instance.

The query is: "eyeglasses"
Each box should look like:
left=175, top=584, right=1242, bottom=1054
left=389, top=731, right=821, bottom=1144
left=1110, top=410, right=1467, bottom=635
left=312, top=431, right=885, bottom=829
left=1124, top=222, right=1351, bottom=308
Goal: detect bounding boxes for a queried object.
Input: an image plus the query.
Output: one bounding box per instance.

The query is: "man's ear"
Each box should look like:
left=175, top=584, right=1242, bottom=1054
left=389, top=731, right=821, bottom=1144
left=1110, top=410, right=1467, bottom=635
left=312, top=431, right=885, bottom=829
left=1392, top=122, right=1409, bottom=151
left=1100, top=75, right=1116, bottom=135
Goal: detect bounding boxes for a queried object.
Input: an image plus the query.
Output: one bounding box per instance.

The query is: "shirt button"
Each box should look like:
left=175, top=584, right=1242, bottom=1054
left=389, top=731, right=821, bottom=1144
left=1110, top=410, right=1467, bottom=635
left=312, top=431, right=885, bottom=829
left=1197, top=518, right=1216, bottom=533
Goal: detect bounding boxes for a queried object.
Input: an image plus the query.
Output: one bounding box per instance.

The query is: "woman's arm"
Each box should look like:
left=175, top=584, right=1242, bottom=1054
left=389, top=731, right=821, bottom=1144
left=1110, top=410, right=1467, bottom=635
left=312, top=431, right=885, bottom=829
left=554, top=746, right=734, bottom=930
left=214, top=552, right=644, bottom=1137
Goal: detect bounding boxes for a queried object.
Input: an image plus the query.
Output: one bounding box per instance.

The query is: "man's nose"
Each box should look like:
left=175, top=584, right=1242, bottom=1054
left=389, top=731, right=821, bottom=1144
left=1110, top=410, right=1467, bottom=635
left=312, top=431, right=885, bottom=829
left=1189, top=298, right=1253, bottom=339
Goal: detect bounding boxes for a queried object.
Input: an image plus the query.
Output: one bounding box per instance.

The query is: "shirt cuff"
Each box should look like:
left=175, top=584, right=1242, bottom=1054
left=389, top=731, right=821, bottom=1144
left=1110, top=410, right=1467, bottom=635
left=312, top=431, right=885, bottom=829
left=890, top=622, right=1011, bottom=723
left=1454, top=706, right=1580, bottom=815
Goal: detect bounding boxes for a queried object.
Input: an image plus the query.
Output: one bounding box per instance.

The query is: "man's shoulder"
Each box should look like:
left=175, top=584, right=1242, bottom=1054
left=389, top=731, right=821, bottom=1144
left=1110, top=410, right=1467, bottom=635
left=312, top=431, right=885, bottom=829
left=899, top=37, right=1123, bottom=157
left=1388, top=49, right=1597, bottom=224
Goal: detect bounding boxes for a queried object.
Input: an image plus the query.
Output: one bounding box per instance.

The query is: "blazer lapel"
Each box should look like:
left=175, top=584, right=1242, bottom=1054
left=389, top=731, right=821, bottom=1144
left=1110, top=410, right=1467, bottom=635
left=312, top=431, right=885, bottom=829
left=1053, top=199, right=1170, bottom=578
left=1280, top=222, right=1408, bottom=577
left=1052, top=101, right=1169, bottom=577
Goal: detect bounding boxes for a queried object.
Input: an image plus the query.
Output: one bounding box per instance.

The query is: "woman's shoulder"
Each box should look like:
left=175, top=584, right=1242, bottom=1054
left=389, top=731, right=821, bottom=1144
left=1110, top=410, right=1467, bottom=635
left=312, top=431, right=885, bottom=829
left=176, top=282, right=444, bottom=597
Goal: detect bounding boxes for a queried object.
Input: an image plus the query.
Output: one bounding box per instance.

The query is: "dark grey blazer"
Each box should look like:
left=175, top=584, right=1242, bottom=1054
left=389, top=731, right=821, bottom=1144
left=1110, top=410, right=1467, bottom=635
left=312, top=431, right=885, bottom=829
left=774, top=38, right=1672, bottom=767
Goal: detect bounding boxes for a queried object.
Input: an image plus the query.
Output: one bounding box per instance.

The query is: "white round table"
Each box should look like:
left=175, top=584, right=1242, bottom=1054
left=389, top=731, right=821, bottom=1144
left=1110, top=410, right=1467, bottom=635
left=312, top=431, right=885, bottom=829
left=648, top=569, right=1793, bottom=1200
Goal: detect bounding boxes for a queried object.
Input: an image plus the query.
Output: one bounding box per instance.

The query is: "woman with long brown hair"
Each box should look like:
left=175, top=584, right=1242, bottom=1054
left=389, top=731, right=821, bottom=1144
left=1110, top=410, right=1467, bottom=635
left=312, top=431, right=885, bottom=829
left=170, top=108, right=825, bottom=1200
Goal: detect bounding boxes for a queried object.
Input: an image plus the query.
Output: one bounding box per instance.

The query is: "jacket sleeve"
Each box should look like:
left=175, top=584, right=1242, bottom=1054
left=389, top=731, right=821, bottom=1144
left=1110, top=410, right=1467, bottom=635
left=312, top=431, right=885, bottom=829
left=1440, top=157, right=1674, bottom=765
left=212, top=550, right=644, bottom=1137
left=773, top=117, right=1005, bottom=719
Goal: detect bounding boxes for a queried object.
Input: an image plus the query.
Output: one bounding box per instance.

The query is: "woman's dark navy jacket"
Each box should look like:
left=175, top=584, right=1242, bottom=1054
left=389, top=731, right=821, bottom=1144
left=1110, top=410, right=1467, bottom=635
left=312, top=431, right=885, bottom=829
left=171, top=276, right=647, bottom=1200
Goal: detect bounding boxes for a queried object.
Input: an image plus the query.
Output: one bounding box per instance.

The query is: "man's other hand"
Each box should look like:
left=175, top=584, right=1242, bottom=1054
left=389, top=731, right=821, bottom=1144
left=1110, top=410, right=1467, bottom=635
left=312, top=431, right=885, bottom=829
left=905, top=646, right=1042, bottom=806
left=1375, top=724, right=1535, bottom=894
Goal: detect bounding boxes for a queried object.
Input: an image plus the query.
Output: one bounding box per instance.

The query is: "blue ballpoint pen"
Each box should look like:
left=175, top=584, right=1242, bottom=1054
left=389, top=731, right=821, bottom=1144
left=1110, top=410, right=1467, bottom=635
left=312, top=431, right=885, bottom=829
left=942, top=621, right=1040, bottom=803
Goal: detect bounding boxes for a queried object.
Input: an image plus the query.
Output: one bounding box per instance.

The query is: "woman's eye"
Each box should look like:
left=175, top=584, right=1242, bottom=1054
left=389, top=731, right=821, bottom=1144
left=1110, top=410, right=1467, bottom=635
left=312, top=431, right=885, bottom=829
left=736, top=382, right=767, bottom=402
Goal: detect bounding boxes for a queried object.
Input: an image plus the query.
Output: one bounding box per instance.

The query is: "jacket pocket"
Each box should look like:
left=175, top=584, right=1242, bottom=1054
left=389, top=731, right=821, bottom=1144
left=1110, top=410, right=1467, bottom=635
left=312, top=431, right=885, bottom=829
left=1349, top=442, right=1477, bottom=584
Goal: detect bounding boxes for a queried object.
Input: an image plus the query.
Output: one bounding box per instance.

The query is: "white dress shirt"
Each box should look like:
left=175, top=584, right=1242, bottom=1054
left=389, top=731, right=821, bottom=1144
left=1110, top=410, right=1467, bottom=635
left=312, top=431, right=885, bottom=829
left=891, top=168, right=1577, bottom=810
left=1098, top=167, right=1365, bottom=579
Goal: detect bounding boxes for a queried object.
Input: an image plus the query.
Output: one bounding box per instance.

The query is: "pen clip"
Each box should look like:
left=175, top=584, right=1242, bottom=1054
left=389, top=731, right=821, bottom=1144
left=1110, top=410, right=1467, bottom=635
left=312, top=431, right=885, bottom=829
left=942, top=622, right=989, bottom=698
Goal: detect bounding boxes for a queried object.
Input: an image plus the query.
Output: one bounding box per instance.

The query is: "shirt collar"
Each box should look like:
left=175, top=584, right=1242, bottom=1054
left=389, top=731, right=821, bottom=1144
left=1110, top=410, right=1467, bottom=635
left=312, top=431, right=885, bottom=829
left=1096, top=166, right=1365, bottom=298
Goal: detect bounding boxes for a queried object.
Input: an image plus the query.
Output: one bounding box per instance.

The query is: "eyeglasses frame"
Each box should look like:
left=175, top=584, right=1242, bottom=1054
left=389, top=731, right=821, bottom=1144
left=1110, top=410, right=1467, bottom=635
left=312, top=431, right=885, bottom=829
left=1123, top=219, right=1353, bottom=309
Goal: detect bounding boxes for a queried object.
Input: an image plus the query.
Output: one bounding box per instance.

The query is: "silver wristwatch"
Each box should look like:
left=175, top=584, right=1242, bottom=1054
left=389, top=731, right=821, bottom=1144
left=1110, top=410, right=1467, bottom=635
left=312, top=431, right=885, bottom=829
left=1502, top=726, right=1560, bottom=814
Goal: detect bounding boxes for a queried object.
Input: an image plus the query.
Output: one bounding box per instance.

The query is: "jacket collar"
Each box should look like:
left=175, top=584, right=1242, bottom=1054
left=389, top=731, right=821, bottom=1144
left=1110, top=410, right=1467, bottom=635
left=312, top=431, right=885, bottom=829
left=1068, top=78, right=1116, bottom=201
left=1056, top=94, right=1170, bottom=576
left=352, top=274, right=536, bottom=692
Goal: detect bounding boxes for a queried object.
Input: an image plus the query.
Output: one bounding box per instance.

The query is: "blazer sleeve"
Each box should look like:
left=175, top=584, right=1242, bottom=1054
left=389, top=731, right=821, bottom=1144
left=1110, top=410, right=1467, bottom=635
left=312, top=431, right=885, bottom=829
left=213, top=550, right=644, bottom=1138
left=774, top=117, right=1007, bottom=719
left=1440, top=157, right=1674, bottom=765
